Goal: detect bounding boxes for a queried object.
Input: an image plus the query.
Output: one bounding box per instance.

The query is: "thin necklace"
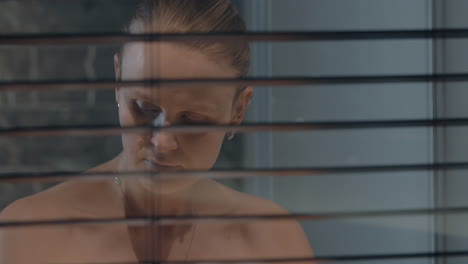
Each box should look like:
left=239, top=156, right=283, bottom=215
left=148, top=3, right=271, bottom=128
left=114, top=176, right=197, bottom=261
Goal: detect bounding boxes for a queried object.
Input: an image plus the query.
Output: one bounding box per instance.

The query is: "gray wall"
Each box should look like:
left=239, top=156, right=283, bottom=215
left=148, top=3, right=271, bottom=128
left=432, top=1, right=468, bottom=263
left=244, top=0, right=437, bottom=261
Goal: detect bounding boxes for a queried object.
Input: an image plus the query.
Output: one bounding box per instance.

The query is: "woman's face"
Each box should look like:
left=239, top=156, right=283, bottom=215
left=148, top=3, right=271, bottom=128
left=114, top=43, right=252, bottom=173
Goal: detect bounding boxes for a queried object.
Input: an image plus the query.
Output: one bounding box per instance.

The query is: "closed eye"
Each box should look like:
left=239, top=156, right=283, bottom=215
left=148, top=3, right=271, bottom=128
left=180, top=113, right=216, bottom=125
left=133, top=100, right=161, bottom=120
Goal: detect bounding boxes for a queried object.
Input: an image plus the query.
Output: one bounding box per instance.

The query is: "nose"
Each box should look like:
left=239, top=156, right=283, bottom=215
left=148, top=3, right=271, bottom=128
left=150, top=112, right=178, bottom=152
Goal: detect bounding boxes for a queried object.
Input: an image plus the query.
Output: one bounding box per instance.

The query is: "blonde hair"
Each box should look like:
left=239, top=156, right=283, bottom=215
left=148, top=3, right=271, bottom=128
left=122, top=0, right=250, bottom=77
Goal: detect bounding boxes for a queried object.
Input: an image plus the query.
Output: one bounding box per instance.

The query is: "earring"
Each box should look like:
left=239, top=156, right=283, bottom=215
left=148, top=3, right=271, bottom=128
left=227, top=131, right=235, bottom=140
left=117, top=104, right=120, bottom=108
left=114, top=176, right=121, bottom=185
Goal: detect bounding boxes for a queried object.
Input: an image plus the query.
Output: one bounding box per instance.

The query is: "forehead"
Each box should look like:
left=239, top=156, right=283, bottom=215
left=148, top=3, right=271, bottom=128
left=121, top=42, right=237, bottom=80
left=121, top=42, right=238, bottom=106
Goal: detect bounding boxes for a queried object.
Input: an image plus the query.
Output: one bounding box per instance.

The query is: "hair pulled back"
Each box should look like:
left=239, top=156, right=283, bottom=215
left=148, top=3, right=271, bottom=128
left=123, top=0, right=250, bottom=77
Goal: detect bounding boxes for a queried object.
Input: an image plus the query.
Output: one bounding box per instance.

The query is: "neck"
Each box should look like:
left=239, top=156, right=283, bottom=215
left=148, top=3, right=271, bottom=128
left=114, top=152, right=199, bottom=216
left=120, top=178, right=194, bottom=217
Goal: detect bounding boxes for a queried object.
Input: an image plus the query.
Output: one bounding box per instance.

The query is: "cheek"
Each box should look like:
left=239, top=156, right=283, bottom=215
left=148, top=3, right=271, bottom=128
left=119, top=105, right=139, bottom=126
left=119, top=106, right=149, bottom=150
left=179, top=132, right=226, bottom=169
left=119, top=107, right=142, bottom=148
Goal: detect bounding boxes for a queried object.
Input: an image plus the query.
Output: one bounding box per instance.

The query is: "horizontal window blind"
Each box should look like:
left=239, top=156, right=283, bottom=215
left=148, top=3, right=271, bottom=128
left=1, top=1, right=468, bottom=264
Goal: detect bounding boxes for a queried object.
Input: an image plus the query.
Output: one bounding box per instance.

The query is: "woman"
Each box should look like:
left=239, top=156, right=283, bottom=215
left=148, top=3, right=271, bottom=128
left=0, top=1, right=313, bottom=263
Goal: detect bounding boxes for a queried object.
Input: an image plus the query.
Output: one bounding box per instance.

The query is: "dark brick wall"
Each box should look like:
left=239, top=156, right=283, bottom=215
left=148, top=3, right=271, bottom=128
left=0, top=0, right=136, bottom=209
left=0, top=0, right=245, bottom=210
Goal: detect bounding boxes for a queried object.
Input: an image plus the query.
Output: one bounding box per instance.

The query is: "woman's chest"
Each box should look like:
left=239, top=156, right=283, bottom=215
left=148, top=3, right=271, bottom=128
left=57, top=223, right=255, bottom=263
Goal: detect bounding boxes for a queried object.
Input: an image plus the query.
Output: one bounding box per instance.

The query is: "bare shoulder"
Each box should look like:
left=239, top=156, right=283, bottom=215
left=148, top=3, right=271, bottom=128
left=230, top=189, right=314, bottom=258
left=0, top=183, right=72, bottom=222
left=0, top=182, right=73, bottom=264
left=230, top=188, right=287, bottom=215
left=0, top=158, right=119, bottom=264
left=197, top=179, right=287, bottom=215
left=194, top=180, right=313, bottom=258
left=189, top=179, right=284, bottom=215
left=0, top=182, right=106, bottom=222
left=0, top=179, right=108, bottom=221
left=0, top=155, right=119, bottom=220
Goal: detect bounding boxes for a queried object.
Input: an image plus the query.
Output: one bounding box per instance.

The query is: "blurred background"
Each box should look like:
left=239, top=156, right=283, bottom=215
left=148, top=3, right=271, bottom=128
left=3, top=0, right=468, bottom=263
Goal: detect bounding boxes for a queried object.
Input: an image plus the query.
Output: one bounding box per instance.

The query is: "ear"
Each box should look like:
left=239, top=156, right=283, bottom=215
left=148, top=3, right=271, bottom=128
left=231, top=86, right=254, bottom=125
left=114, top=53, right=122, bottom=105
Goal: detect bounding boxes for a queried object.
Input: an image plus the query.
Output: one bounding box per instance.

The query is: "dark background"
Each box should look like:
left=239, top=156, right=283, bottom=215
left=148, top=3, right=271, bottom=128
left=0, top=0, right=245, bottom=209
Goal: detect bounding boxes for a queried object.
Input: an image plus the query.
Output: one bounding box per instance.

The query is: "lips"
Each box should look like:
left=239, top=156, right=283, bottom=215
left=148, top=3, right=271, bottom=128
left=143, top=159, right=182, bottom=171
